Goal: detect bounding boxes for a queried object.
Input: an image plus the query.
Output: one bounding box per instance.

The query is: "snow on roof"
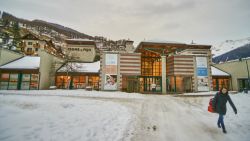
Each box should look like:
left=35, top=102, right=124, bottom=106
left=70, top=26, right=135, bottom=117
left=66, top=39, right=94, bottom=42
left=0, top=56, right=40, bottom=69
left=58, top=61, right=100, bottom=73
left=211, top=66, right=230, bottom=76
left=143, top=40, right=184, bottom=44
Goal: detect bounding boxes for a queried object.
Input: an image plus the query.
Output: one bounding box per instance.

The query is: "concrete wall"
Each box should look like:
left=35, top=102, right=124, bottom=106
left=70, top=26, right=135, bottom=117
left=214, top=58, right=250, bottom=91
left=0, top=48, right=23, bottom=66
left=38, top=50, right=64, bottom=89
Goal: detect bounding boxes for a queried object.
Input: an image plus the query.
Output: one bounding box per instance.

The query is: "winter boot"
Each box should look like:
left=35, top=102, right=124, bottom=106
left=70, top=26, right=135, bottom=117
left=222, top=129, right=227, bottom=134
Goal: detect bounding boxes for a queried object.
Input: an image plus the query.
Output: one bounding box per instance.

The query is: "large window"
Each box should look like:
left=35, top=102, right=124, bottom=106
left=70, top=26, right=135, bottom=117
left=56, top=76, right=70, bottom=89
left=238, top=78, right=249, bottom=92
left=8, top=74, right=18, bottom=90
left=56, top=75, right=99, bottom=89
left=21, top=74, right=30, bottom=90
left=212, top=78, right=230, bottom=91
left=73, top=76, right=86, bottom=89
left=0, top=73, right=39, bottom=90
left=141, top=51, right=161, bottom=76
left=30, top=74, right=39, bottom=90
left=88, top=76, right=99, bottom=89
left=0, top=73, right=9, bottom=90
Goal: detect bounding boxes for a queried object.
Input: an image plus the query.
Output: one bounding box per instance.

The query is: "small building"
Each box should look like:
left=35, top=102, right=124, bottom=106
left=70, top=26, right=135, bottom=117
left=19, top=33, right=62, bottom=57
left=213, top=58, right=250, bottom=92
left=211, top=66, right=231, bottom=91
left=0, top=50, right=64, bottom=90
left=64, top=39, right=96, bottom=62
left=56, top=61, right=100, bottom=90
left=0, top=56, right=40, bottom=90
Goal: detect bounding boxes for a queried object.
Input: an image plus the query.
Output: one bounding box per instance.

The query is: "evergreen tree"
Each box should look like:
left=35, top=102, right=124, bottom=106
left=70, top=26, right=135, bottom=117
left=3, top=19, right=9, bottom=27
left=12, top=21, right=21, bottom=50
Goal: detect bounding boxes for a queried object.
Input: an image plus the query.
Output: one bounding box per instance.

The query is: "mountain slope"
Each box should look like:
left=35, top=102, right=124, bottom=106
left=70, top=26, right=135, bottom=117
left=211, top=37, right=250, bottom=57
left=2, top=11, right=93, bottom=39
left=212, top=44, right=250, bottom=63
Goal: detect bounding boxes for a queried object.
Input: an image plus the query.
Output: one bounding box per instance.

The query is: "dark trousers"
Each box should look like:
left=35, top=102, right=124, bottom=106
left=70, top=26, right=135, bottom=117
left=217, top=114, right=225, bottom=130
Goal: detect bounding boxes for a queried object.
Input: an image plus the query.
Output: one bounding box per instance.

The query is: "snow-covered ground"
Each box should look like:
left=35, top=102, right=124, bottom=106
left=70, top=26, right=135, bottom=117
left=0, top=90, right=250, bottom=141
left=0, top=90, right=144, bottom=100
left=0, top=94, right=135, bottom=141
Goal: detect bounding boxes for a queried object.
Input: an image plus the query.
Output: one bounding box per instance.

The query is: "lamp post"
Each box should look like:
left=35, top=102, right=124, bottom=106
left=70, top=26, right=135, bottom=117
left=240, top=58, right=250, bottom=91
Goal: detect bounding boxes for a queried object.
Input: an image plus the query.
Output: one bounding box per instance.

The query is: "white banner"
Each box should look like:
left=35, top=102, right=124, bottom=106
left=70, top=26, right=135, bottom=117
left=196, top=57, right=209, bottom=91
left=196, top=57, right=208, bottom=68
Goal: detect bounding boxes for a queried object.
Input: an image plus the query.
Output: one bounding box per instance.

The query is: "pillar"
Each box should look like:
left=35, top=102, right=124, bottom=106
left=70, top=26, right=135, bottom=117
left=161, top=56, right=166, bottom=94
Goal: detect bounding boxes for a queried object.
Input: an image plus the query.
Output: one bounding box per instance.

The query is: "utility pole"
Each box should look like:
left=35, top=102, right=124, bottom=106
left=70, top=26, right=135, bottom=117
left=245, top=60, right=250, bottom=90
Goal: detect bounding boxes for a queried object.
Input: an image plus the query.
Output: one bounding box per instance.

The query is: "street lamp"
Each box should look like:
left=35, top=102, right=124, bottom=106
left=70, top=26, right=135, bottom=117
left=239, top=58, right=250, bottom=91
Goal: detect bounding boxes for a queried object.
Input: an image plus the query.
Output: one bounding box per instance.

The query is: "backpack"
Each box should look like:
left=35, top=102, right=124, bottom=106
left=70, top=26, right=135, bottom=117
left=208, top=94, right=218, bottom=113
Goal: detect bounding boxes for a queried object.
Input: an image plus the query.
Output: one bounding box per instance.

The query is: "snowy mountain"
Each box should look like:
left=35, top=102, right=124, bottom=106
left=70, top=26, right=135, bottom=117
left=211, top=37, right=250, bottom=57
left=212, top=44, right=250, bottom=64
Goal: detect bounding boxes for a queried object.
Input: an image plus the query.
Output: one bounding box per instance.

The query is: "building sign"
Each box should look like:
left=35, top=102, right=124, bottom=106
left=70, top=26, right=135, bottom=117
left=196, top=57, right=209, bottom=91
left=68, top=48, right=92, bottom=52
left=104, top=54, right=118, bottom=90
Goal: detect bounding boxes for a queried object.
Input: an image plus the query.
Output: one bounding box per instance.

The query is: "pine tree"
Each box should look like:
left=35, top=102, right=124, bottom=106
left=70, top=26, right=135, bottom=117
left=12, top=21, right=21, bottom=50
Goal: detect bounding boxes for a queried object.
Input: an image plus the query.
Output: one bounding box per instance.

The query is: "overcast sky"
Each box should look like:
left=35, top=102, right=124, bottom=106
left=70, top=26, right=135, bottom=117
left=1, top=0, right=250, bottom=45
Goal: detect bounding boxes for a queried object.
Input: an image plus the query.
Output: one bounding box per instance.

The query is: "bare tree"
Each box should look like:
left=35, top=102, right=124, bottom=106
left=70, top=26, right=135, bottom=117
left=53, top=52, right=82, bottom=89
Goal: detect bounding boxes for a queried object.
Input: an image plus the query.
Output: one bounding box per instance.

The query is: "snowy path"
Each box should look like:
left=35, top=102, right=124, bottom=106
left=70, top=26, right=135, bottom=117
left=132, top=95, right=250, bottom=141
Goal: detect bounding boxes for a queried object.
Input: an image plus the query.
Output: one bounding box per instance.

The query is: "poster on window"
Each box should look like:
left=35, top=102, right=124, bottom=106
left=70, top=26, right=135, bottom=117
left=197, top=76, right=209, bottom=91
left=196, top=57, right=209, bottom=91
left=104, top=74, right=117, bottom=90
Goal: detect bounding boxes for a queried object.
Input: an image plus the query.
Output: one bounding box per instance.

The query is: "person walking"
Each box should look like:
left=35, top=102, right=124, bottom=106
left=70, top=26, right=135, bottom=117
left=213, top=87, right=237, bottom=133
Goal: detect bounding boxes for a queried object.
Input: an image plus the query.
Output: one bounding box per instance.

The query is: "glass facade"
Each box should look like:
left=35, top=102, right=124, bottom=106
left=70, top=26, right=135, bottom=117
left=0, top=73, right=39, bottom=90
left=140, top=51, right=163, bottom=93
left=56, top=75, right=99, bottom=90
left=212, top=77, right=230, bottom=91
left=139, top=49, right=194, bottom=93
left=141, top=51, right=162, bottom=76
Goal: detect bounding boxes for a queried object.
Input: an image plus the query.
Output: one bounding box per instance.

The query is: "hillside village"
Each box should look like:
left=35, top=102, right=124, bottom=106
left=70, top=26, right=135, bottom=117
left=0, top=11, right=134, bottom=58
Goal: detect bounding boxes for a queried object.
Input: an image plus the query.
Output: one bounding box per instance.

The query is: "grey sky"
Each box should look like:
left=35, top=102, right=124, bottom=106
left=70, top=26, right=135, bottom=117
left=1, top=0, right=250, bottom=45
